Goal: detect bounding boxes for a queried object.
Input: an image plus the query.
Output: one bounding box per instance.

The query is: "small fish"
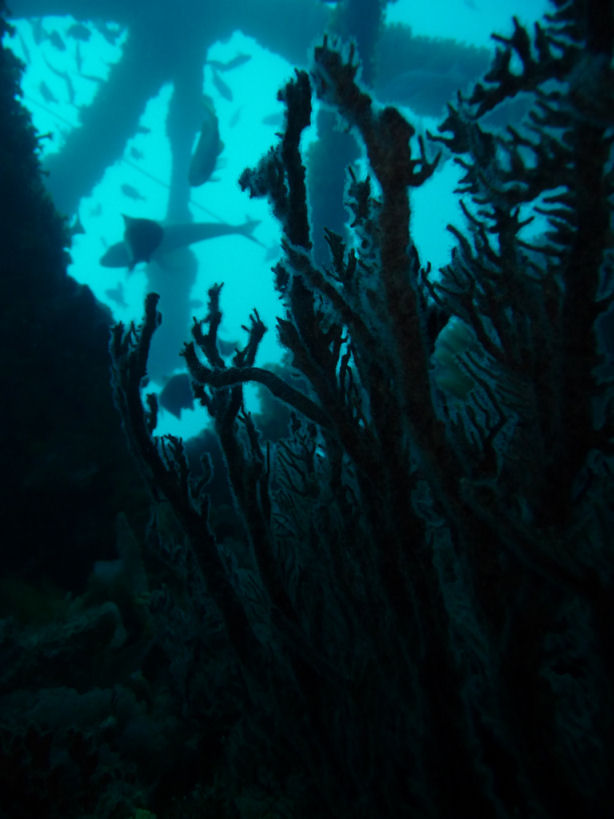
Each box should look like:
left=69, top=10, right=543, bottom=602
left=95, top=21, right=121, bottom=45
left=211, top=67, right=233, bottom=101
left=48, top=30, right=66, bottom=51
left=100, top=217, right=261, bottom=269
left=64, top=73, right=76, bottom=105
left=262, top=111, right=283, bottom=127
left=105, top=282, right=128, bottom=308
left=17, top=32, right=31, bottom=63
left=80, top=72, right=105, bottom=85
left=39, top=80, right=58, bottom=104
left=31, top=18, right=45, bottom=45
left=129, top=146, right=144, bottom=160
left=42, top=54, right=75, bottom=104
left=75, top=41, right=83, bottom=73
left=379, top=68, right=465, bottom=118
left=136, top=125, right=151, bottom=135
left=229, top=106, right=243, bottom=127
left=207, top=53, right=251, bottom=72
left=121, top=183, right=146, bottom=201
left=159, top=374, right=194, bottom=419
left=122, top=215, right=164, bottom=271
left=66, top=22, right=92, bottom=42
left=42, top=53, right=66, bottom=77
left=69, top=214, right=85, bottom=236
left=189, top=97, right=223, bottom=187
left=264, top=243, right=281, bottom=262
left=218, top=338, right=239, bottom=357
left=36, top=132, right=54, bottom=145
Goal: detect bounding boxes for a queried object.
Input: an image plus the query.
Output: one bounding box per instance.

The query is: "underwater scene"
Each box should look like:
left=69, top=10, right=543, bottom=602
left=0, top=0, right=612, bottom=816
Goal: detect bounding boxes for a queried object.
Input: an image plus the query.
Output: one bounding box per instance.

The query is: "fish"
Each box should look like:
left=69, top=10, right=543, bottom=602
left=75, top=41, right=83, bottom=73
left=105, top=282, right=128, bottom=308
left=189, top=97, right=223, bottom=187
left=48, top=30, right=66, bottom=51
left=80, top=72, right=105, bottom=86
left=158, top=374, right=194, bottom=419
left=121, top=183, right=146, bottom=201
left=229, top=106, right=243, bottom=127
left=64, top=73, right=76, bottom=105
left=379, top=68, right=466, bottom=118
left=99, top=217, right=261, bottom=269
left=211, top=68, right=233, bottom=101
left=95, top=21, right=121, bottom=45
left=17, top=32, right=31, bottom=64
left=69, top=214, right=85, bottom=236
left=129, top=146, right=144, bottom=160
left=122, top=215, right=164, bottom=271
left=31, top=18, right=45, bottom=45
left=207, top=53, right=251, bottom=72
left=262, top=111, right=284, bottom=127
left=42, top=54, right=76, bottom=104
left=218, top=338, right=239, bottom=358
left=66, top=23, right=92, bottom=42
left=39, top=80, right=58, bottom=104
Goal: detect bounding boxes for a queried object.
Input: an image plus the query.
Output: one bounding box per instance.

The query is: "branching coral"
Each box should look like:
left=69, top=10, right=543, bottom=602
left=110, top=2, right=613, bottom=815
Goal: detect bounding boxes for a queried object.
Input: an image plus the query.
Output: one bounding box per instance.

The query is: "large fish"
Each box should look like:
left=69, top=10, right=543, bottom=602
left=158, top=373, right=194, bottom=419
left=100, top=217, right=261, bottom=269
left=122, top=215, right=164, bottom=271
left=189, top=97, right=223, bottom=187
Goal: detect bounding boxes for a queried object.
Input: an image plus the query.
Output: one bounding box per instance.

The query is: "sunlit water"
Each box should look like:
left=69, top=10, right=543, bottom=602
left=4, top=1, right=550, bottom=438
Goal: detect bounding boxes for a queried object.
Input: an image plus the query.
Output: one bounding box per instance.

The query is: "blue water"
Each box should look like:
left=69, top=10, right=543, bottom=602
left=3, top=0, right=549, bottom=437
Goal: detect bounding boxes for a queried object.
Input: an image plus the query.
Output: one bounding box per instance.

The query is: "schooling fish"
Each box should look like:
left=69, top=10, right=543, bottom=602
left=262, top=111, right=283, bottom=127
left=42, top=54, right=76, bottom=104
left=66, top=23, right=92, bottom=42
left=48, top=30, right=66, bottom=51
left=121, top=183, right=146, bottom=201
left=100, top=217, right=261, bottom=269
left=211, top=68, right=233, bottom=101
left=208, top=53, right=252, bottom=72
left=95, top=21, right=121, bottom=45
left=31, top=18, right=45, bottom=45
left=39, top=80, right=58, bottom=104
left=105, top=281, right=128, bottom=308
left=122, top=215, right=164, bottom=271
left=68, top=214, right=85, bottom=236
left=189, top=97, right=223, bottom=187
left=17, top=32, right=31, bottom=63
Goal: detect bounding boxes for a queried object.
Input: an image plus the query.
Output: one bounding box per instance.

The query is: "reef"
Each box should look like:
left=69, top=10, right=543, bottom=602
left=0, top=6, right=153, bottom=815
left=0, top=4, right=149, bottom=588
left=2, top=0, right=613, bottom=817
left=108, top=1, right=614, bottom=816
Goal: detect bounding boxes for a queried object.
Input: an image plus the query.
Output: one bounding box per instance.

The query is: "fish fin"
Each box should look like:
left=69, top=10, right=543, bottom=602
left=240, top=218, right=265, bottom=246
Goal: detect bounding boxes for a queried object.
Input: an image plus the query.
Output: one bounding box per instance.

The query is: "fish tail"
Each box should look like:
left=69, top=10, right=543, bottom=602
left=240, top=218, right=264, bottom=246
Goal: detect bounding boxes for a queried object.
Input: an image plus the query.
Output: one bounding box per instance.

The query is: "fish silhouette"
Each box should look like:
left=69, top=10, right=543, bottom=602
left=100, top=217, right=261, bottom=269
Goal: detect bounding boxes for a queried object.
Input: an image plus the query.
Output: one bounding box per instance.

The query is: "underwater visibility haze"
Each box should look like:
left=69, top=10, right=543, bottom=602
left=0, top=0, right=613, bottom=817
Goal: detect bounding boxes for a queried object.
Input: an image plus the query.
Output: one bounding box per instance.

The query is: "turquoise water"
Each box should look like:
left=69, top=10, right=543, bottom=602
left=4, top=1, right=549, bottom=437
